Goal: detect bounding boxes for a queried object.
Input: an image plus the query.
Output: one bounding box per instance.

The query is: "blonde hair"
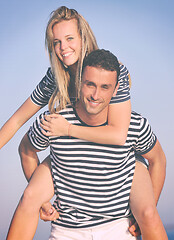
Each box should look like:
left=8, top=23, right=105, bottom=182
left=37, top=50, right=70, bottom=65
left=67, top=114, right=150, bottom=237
left=45, top=6, right=98, bottom=113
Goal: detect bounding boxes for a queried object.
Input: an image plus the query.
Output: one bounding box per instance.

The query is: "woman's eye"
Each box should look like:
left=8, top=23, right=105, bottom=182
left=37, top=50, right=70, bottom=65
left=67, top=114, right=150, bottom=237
left=87, top=83, right=94, bottom=87
left=53, top=40, right=60, bottom=46
left=67, top=37, right=73, bottom=41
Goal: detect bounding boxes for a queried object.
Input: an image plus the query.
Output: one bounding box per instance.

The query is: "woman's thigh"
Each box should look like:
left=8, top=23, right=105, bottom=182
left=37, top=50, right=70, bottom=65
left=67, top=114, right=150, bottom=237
left=130, top=161, right=156, bottom=218
left=24, top=156, right=54, bottom=205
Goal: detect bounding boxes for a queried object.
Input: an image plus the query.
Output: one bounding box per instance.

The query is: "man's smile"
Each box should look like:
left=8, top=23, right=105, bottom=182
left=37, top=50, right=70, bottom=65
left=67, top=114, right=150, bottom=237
left=87, top=98, right=102, bottom=107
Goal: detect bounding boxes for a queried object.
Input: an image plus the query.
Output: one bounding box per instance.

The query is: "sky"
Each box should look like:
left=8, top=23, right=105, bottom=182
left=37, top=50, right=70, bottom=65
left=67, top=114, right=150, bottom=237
left=0, top=0, right=174, bottom=239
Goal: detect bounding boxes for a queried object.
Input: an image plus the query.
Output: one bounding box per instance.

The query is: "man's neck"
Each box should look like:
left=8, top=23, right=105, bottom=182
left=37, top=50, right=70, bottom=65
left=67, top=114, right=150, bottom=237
left=75, top=101, right=108, bottom=126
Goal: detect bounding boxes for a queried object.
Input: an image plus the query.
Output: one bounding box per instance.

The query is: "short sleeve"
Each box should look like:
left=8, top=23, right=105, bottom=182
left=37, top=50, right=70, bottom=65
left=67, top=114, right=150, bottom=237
left=30, top=68, right=56, bottom=107
left=135, top=153, right=148, bottom=168
left=134, top=117, right=157, bottom=155
left=110, top=63, right=130, bottom=104
left=27, top=111, right=50, bottom=150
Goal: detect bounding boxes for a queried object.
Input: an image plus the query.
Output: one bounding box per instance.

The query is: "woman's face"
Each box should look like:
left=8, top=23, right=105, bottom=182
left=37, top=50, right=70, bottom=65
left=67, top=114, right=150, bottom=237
left=52, top=19, right=82, bottom=68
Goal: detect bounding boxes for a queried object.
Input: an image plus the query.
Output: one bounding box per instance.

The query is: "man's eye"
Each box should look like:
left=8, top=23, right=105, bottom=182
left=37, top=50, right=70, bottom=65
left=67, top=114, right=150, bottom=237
left=102, top=85, right=109, bottom=89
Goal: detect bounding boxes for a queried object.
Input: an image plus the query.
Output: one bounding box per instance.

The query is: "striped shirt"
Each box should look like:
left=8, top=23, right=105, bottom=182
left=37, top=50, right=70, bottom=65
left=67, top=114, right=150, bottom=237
left=28, top=107, right=156, bottom=229
left=30, top=63, right=130, bottom=107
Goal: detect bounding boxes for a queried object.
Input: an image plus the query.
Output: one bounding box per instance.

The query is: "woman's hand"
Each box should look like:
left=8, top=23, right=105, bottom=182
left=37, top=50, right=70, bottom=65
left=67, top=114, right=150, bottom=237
left=40, top=113, right=71, bottom=137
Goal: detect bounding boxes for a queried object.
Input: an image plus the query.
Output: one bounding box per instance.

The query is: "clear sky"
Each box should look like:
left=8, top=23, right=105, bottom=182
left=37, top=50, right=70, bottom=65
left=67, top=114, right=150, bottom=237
left=0, top=0, right=174, bottom=239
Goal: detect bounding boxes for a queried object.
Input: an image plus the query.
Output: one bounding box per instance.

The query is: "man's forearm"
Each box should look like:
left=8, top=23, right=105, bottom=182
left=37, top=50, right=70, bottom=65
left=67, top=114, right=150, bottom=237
left=19, top=133, right=40, bottom=182
left=143, top=140, right=166, bottom=204
left=148, top=155, right=166, bottom=204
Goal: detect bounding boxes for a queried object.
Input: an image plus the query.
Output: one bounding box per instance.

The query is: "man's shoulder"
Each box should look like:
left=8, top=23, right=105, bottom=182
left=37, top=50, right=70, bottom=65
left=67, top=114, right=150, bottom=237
left=130, top=111, right=142, bottom=120
left=57, top=104, right=74, bottom=115
left=130, top=111, right=148, bottom=128
left=130, top=111, right=152, bottom=136
left=38, top=105, right=74, bottom=120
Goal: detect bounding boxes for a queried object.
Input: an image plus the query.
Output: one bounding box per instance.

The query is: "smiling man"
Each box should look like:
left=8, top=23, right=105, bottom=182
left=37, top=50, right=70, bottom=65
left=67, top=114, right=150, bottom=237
left=7, top=49, right=167, bottom=240
left=77, top=53, right=119, bottom=123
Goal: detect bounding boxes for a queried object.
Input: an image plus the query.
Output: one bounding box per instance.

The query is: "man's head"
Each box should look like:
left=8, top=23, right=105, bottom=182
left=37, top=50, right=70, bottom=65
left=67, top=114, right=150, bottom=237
left=82, top=49, right=120, bottom=84
left=77, top=49, right=120, bottom=125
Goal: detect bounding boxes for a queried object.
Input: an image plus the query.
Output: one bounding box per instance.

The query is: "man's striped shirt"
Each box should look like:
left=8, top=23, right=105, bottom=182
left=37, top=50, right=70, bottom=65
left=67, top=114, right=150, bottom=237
left=28, top=106, right=156, bottom=228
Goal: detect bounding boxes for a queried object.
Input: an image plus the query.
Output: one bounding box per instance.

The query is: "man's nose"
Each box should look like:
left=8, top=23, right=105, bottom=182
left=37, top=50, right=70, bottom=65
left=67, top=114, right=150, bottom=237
left=91, top=88, right=100, bottom=100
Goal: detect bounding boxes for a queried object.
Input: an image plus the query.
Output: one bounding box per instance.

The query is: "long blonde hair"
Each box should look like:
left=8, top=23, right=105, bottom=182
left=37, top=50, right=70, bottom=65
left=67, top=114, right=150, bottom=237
left=45, top=6, right=98, bottom=112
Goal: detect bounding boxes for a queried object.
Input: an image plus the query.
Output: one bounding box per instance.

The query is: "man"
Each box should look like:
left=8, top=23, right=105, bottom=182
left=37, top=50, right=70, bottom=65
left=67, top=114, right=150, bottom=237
left=7, top=49, right=167, bottom=240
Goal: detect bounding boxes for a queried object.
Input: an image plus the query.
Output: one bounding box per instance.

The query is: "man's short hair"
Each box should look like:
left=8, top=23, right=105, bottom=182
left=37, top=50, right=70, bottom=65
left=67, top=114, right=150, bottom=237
left=82, top=49, right=120, bottom=83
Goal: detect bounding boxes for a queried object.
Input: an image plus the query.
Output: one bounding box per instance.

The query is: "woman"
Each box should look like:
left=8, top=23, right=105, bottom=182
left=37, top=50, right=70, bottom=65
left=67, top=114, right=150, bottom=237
left=0, top=7, right=130, bottom=149
left=5, top=6, right=167, bottom=240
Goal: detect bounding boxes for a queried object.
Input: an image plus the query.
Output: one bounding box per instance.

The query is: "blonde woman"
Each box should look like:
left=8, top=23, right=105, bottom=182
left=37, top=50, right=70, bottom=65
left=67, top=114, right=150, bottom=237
left=5, top=6, right=167, bottom=240
left=0, top=7, right=129, bottom=150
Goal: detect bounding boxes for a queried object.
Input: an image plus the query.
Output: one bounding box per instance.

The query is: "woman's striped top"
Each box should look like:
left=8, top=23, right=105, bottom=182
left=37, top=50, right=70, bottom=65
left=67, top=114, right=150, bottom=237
left=30, top=63, right=130, bottom=107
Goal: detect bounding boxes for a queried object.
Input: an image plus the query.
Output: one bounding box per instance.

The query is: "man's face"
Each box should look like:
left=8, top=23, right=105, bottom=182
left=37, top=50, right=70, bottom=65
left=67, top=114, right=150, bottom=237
left=78, top=66, right=118, bottom=122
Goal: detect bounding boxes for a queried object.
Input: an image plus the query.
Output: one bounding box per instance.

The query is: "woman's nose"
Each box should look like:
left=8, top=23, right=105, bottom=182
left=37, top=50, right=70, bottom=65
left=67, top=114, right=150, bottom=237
left=60, top=40, right=68, bottom=50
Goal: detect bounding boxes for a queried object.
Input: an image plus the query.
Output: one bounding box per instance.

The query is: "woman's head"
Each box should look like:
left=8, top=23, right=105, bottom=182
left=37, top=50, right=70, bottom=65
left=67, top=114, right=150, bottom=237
left=52, top=19, right=82, bottom=68
left=45, top=6, right=98, bottom=112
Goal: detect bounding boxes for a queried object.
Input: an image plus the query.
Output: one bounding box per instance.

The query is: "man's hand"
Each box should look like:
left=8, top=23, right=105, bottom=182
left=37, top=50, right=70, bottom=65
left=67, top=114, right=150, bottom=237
left=40, top=202, right=59, bottom=222
left=128, top=217, right=141, bottom=237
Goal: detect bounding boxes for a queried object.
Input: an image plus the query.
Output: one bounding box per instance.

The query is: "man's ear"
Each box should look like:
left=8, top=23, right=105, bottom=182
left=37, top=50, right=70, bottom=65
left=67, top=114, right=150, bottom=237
left=113, top=82, right=119, bottom=97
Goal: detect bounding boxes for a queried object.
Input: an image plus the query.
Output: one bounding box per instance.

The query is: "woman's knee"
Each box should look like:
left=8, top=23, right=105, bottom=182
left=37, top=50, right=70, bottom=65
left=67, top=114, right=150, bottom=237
left=140, top=204, right=160, bottom=227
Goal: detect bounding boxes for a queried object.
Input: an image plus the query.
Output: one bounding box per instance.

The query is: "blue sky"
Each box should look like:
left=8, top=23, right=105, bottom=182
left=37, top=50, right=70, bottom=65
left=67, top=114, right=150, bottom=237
left=0, top=0, right=174, bottom=239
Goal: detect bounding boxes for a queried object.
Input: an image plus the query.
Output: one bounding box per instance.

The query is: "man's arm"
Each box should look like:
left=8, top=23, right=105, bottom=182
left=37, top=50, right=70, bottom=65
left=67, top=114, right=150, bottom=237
left=129, top=139, right=166, bottom=237
left=134, top=116, right=166, bottom=204
left=18, top=133, right=40, bottom=182
left=142, top=139, right=166, bottom=204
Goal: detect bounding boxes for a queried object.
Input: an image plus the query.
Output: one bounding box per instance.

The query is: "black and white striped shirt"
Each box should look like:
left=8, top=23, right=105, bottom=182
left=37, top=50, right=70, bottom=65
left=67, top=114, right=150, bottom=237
left=30, top=63, right=130, bottom=107
left=28, top=106, right=156, bottom=228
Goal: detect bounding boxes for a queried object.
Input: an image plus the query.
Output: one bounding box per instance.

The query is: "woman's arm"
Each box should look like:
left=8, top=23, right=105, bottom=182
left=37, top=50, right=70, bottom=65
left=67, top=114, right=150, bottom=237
left=0, top=68, right=56, bottom=149
left=41, top=99, right=131, bottom=145
left=0, top=97, right=41, bottom=149
left=40, top=63, right=131, bottom=145
left=70, top=100, right=131, bottom=145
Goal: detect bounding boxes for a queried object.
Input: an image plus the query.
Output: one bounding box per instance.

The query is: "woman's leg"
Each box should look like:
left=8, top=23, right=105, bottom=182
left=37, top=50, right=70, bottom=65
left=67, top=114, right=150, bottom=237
left=6, top=156, right=56, bottom=240
left=130, top=161, right=168, bottom=240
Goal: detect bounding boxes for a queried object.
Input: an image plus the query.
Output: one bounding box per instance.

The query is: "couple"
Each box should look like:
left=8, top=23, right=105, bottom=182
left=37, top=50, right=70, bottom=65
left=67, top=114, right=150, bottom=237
left=2, top=6, right=167, bottom=240
left=7, top=49, right=167, bottom=239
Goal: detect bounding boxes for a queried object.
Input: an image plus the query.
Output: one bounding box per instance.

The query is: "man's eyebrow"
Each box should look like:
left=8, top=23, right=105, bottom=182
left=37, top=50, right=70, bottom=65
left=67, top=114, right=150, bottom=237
left=83, top=80, right=94, bottom=84
left=102, top=83, right=112, bottom=87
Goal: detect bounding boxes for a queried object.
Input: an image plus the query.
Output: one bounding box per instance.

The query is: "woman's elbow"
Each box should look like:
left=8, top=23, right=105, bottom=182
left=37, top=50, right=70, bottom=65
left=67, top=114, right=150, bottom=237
left=18, top=133, right=31, bottom=158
